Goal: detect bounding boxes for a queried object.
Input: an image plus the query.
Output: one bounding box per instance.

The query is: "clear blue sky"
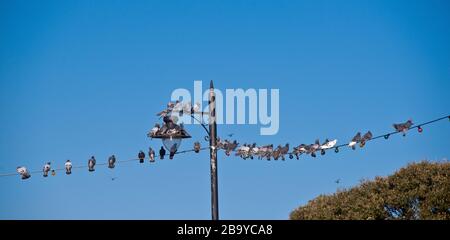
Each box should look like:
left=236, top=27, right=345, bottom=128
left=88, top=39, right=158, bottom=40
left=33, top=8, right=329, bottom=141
left=0, top=0, right=449, bottom=219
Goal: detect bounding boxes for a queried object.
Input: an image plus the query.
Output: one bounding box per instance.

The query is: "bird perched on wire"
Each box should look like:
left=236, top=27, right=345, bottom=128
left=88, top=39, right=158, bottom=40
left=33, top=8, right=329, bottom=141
left=292, top=145, right=304, bottom=160
left=159, top=146, right=166, bottom=160
left=225, top=140, right=239, bottom=156
left=148, top=147, right=155, bottom=162
left=235, top=144, right=251, bottom=159
left=194, top=142, right=201, bottom=153
left=258, top=144, right=273, bottom=160
left=169, top=144, right=178, bottom=160
left=65, top=160, right=72, bottom=175
left=192, top=102, right=201, bottom=113
left=216, top=138, right=225, bottom=150
left=88, top=156, right=96, bottom=172
left=320, top=139, right=338, bottom=149
left=279, top=144, right=289, bottom=160
left=42, top=162, right=51, bottom=177
left=17, top=166, right=31, bottom=180
left=393, top=119, right=413, bottom=136
left=360, top=131, right=373, bottom=147
left=348, top=132, right=361, bottom=150
left=272, top=146, right=282, bottom=160
left=319, top=139, right=337, bottom=155
left=173, top=101, right=183, bottom=114
left=108, top=155, right=116, bottom=169
left=250, top=144, right=259, bottom=159
left=138, top=151, right=146, bottom=163
left=182, top=102, right=192, bottom=115
left=167, top=100, right=180, bottom=111
left=306, top=140, right=320, bottom=157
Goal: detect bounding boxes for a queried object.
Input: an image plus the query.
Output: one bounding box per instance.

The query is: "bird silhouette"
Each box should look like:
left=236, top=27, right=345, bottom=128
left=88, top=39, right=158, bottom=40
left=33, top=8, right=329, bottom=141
left=138, top=151, right=145, bottom=163
left=159, top=147, right=166, bottom=160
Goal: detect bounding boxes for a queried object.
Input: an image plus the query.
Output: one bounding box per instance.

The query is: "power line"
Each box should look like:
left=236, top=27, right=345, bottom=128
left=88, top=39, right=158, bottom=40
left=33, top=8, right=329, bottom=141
left=1, top=115, right=449, bottom=179
left=0, top=147, right=211, bottom=178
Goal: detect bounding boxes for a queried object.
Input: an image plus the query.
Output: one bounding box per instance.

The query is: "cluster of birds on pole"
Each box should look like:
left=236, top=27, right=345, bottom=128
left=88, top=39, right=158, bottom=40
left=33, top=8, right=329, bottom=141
left=12, top=116, right=450, bottom=181
left=156, top=100, right=202, bottom=121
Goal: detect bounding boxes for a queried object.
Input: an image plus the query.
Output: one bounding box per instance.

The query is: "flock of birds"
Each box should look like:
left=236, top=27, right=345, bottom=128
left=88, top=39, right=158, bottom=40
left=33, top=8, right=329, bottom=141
left=14, top=118, right=417, bottom=180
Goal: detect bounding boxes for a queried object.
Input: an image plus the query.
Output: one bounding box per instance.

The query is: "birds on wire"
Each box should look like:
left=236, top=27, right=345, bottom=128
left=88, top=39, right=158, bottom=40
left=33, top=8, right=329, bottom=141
left=12, top=116, right=450, bottom=180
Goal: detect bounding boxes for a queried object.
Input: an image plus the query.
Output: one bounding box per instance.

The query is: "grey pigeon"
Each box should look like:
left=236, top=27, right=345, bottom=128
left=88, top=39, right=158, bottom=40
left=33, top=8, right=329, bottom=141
left=349, top=132, right=361, bottom=150
left=148, top=147, right=155, bottom=162
left=393, top=119, right=413, bottom=136
left=88, top=156, right=96, bottom=172
left=108, top=155, right=116, bottom=169
left=194, top=142, right=201, bottom=153
left=279, top=143, right=289, bottom=160
left=226, top=140, right=238, bottom=156
left=360, top=131, right=373, bottom=147
left=169, top=144, right=178, bottom=160
left=272, top=146, right=282, bottom=160
left=138, top=151, right=145, bottom=163
left=308, top=140, right=320, bottom=157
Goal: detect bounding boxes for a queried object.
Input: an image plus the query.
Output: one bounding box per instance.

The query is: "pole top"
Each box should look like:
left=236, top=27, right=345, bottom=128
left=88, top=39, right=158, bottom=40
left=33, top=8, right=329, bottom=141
left=210, top=80, right=214, bottom=89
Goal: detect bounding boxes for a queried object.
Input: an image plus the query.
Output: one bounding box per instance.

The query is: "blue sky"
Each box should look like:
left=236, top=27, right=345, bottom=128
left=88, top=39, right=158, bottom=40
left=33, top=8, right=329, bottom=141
left=0, top=0, right=449, bottom=219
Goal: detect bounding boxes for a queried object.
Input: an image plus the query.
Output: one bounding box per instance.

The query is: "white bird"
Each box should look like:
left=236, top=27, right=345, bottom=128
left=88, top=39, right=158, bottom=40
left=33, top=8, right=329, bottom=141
left=320, top=139, right=338, bottom=149
left=17, top=166, right=31, bottom=180
left=43, top=162, right=51, bottom=177
left=173, top=101, right=183, bottom=113
left=236, top=144, right=251, bottom=159
left=149, top=124, right=160, bottom=136
left=65, top=160, right=72, bottom=175
left=192, top=102, right=201, bottom=113
left=183, top=102, right=192, bottom=114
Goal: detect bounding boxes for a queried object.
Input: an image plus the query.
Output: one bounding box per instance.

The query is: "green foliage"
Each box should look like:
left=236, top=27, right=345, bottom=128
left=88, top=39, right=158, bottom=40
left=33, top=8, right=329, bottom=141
left=290, top=161, right=450, bottom=220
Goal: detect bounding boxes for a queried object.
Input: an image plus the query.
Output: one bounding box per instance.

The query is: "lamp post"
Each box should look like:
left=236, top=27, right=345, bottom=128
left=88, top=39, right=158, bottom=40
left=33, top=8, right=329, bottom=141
left=150, top=80, right=219, bottom=220
left=209, top=80, right=219, bottom=220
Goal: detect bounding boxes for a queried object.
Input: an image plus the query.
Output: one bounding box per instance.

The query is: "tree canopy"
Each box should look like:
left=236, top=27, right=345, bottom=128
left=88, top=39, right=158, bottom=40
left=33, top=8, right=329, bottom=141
left=290, top=161, right=450, bottom=220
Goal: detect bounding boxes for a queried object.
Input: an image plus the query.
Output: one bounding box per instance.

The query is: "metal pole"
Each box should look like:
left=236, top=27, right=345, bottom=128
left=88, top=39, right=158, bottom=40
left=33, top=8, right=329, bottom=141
left=209, top=80, right=219, bottom=220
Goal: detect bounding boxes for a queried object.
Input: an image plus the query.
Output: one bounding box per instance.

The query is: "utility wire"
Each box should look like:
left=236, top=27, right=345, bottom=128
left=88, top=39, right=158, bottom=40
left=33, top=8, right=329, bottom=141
left=0, top=147, right=211, bottom=178
left=0, top=115, right=448, bottom=178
